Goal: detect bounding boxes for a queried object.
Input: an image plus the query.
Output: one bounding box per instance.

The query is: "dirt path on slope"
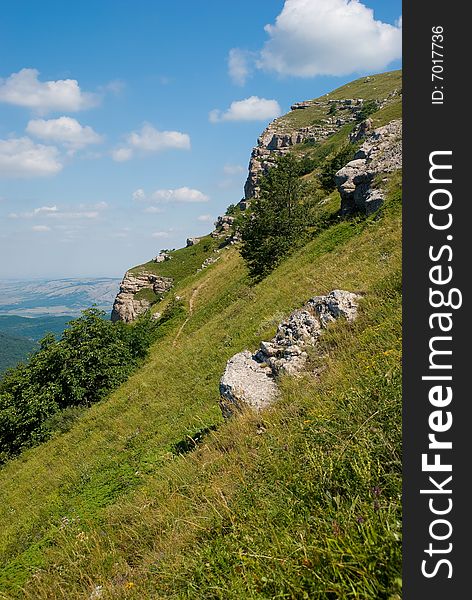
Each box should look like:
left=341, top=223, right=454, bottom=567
left=172, top=281, right=204, bottom=347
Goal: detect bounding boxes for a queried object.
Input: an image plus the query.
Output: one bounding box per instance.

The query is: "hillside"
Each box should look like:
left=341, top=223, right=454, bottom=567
left=0, top=71, right=402, bottom=599
left=0, top=333, right=35, bottom=376
left=0, top=316, right=73, bottom=341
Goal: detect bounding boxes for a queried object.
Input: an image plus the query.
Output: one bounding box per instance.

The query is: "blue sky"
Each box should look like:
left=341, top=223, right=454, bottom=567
left=0, top=0, right=401, bottom=279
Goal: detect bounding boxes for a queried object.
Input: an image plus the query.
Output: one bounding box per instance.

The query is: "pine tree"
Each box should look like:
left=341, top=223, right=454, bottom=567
left=241, top=154, right=310, bottom=279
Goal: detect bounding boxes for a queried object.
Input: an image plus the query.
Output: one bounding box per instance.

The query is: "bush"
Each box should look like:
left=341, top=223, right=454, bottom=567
left=0, top=308, right=160, bottom=460
left=356, top=99, right=378, bottom=122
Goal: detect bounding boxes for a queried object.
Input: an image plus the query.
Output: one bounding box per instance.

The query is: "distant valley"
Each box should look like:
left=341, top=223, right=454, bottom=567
left=0, top=278, right=121, bottom=317
left=0, top=277, right=121, bottom=375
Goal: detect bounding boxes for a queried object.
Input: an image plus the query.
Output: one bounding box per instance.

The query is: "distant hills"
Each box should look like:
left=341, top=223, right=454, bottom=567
left=0, top=277, right=121, bottom=317
left=0, top=277, right=121, bottom=375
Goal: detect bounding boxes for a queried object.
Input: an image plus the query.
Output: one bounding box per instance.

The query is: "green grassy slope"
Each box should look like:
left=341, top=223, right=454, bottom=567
left=0, top=74, right=402, bottom=600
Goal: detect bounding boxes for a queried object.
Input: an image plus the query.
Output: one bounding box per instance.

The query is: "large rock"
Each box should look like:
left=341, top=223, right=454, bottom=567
left=219, top=290, right=360, bottom=416
left=219, top=351, right=278, bottom=418
left=335, top=119, right=402, bottom=216
left=111, top=271, right=173, bottom=323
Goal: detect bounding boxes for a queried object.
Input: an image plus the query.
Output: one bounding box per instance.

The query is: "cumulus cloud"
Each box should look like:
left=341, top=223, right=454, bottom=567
left=0, top=137, right=62, bottom=178
left=151, top=187, right=209, bottom=203
left=26, top=117, right=103, bottom=149
left=0, top=68, right=99, bottom=113
left=228, top=49, right=253, bottom=86
left=133, top=186, right=209, bottom=204
left=112, top=123, right=191, bottom=161
left=132, top=188, right=146, bottom=202
left=112, top=147, right=133, bottom=162
left=230, top=0, right=401, bottom=81
left=210, top=96, right=281, bottom=123
left=143, top=206, right=165, bottom=214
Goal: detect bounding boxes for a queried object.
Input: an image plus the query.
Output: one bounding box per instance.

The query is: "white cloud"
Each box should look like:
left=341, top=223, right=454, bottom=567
left=32, top=225, right=51, bottom=232
left=256, top=0, right=402, bottom=77
left=26, top=116, right=103, bottom=149
left=47, top=210, right=99, bottom=220
left=152, top=231, right=171, bottom=239
left=197, top=214, right=214, bottom=222
left=128, top=123, right=190, bottom=152
left=0, top=137, right=62, bottom=178
left=0, top=68, right=99, bottom=113
left=112, top=147, right=133, bottom=162
left=9, top=203, right=104, bottom=221
left=210, top=96, right=281, bottom=123
left=132, top=188, right=146, bottom=202
left=133, top=186, right=208, bottom=205
left=151, top=187, right=209, bottom=203
left=228, top=49, right=253, bottom=86
left=112, top=123, right=190, bottom=161
left=223, top=163, right=245, bottom=175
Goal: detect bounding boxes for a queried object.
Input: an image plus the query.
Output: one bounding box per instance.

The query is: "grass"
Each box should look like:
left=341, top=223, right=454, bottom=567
left=130, top=235, right=219, bottom=283
left=0, top=174, right=401, bottom=598
left=279, top=70, right=401, bottom=131
left=0, top=73, right=402, bottom=598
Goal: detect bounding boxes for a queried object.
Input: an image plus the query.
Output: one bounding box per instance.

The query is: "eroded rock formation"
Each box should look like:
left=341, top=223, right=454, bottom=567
left=111, top=271, right=173, bottom=323
left=335, top=119, right=402, bottom=216
left=219, top=290, right=359, bottom=417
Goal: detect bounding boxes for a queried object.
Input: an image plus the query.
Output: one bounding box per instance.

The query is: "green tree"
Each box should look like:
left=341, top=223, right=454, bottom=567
left=240, top=154, right=311, bottom=280
left=0, top=308, right=160, bottom=460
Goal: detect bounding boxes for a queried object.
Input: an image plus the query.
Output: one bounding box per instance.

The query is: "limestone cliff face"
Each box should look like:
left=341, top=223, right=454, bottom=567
left=111, top=271, right=173, bottom=323
left=243, top=98, right=365, bottom=200
left=335, top=119, right=402, bottom=216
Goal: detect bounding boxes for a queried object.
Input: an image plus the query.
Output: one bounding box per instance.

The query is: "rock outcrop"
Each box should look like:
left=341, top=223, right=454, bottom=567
left=154, top=252, right=172, bottom=263
left=243, top=99, right=371, bottom=200
left=219, top=290, right=359, bottom=417
left=335, top=119, right=402, bottom=216
left=111, top=271, right=173, bottom=323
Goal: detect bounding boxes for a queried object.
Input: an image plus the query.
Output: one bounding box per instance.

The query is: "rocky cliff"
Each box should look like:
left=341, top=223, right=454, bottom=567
left=243, top=82, right=401, bottom=201
left=335, top=119, right=402, bottom=215
left=111, top=271, right=173, bottom=323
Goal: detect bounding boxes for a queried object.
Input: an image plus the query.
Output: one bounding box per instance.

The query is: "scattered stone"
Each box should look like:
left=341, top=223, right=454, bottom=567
left=219, top=290, right=360, bottom=416
left=198, top=256, right=220, bottom=272
left=89, top=586, right=103, bottom=600
left=154, top=252, right=172, bottom=263
left=219, top=351, right=278, bottom=418
left=290, top=101, right=313, bottom=110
